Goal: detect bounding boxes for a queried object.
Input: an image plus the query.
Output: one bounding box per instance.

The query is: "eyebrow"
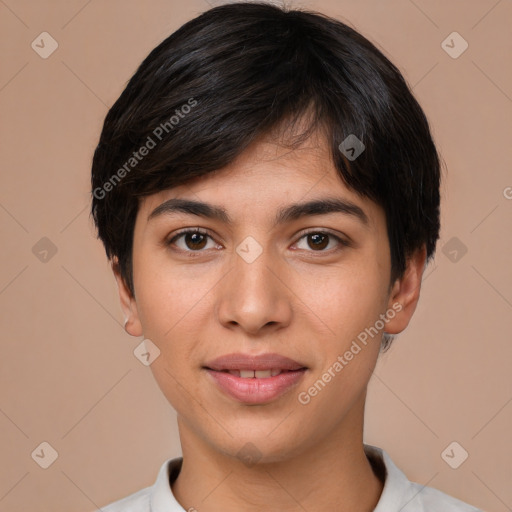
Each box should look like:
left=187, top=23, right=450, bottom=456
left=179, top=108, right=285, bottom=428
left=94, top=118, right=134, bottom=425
left=147, top=196, right=369, bottom=227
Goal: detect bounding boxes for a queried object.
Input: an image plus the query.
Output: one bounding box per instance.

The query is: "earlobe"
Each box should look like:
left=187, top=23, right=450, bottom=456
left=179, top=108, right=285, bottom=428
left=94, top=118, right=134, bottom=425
left=384, top=245, right=427, bottom=335
left=111, top=258, right=143, bottom=337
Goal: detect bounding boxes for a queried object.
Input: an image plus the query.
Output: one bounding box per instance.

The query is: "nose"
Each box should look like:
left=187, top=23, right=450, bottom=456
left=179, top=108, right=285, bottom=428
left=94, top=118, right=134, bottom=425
left=215, top=242, right=293, bottom=336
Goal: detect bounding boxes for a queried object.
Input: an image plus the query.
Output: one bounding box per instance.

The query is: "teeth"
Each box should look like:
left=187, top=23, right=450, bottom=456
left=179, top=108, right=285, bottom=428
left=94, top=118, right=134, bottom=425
left=255, top=370, right=272, bottom=378
left=225, top=369, right=284, bottom=378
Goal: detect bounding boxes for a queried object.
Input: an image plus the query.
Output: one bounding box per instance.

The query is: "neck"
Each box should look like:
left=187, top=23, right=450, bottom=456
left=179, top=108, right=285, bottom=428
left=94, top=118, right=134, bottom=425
left=172, top=394, right=383, bottom=512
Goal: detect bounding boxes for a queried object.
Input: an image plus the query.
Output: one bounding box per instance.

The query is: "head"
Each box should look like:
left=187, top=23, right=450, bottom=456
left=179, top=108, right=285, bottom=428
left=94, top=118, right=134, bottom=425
left=91, top=2, right=440, bottom=462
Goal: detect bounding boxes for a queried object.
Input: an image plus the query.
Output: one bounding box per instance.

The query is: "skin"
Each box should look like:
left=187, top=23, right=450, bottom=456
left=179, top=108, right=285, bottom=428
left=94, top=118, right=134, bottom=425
left=113, top=127, right=427, bottom=512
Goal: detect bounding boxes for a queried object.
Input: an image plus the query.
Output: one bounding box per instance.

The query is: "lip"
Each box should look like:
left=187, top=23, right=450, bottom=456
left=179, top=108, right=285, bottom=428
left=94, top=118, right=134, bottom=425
left=203, top=352, right=308, bottom=404
left=204, top=352, right=306, bottom=371
left=205, top=368, right=307, bottom=404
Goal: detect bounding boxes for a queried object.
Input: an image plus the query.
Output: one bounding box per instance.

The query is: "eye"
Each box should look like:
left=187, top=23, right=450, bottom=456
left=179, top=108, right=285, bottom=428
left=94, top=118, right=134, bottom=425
left=166, top=228, right=350, bottom=255
left=294, top=230, right=349, bottom=253
left=167, top=228, right=220, bottom=252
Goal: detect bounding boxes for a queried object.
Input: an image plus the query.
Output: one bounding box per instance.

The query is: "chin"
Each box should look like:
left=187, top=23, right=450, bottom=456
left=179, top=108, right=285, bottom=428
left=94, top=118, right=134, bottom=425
left=211, top=427, right=309, bottom=466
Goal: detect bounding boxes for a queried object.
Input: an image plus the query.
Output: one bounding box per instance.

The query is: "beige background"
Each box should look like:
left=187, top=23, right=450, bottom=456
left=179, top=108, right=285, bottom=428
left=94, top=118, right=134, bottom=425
left=0, top=0, right=511, bottom=510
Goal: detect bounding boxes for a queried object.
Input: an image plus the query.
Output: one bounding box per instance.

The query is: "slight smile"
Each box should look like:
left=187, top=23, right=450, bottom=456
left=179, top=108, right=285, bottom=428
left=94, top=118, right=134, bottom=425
left=203, top=352, right=308, bottom=404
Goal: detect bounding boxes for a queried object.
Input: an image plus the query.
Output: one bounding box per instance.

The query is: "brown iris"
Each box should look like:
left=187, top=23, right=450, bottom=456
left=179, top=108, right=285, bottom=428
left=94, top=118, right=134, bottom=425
left=307, top=233, right=329, bottom=250
left=185, top=232, right=208, bottom=250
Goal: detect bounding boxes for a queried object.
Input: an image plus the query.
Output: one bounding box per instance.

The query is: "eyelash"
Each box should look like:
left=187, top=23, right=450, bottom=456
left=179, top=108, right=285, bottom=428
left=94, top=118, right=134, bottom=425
left=165, top=228, right=350, bottom=256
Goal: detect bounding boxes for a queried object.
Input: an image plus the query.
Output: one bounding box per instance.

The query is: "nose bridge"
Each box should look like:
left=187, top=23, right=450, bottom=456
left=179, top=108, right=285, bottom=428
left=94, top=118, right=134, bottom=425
left=232, top=236, right=278, bottom=306
left=216, top=236, right=290, bottom=332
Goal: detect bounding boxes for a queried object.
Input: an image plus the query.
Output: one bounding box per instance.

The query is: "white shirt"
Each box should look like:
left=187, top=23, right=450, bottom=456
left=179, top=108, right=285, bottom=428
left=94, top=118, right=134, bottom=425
left=101, top=444, right=482, bottom=511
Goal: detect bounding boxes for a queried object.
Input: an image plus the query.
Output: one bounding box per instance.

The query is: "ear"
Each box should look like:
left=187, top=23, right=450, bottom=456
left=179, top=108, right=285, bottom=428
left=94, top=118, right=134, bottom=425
left=383, top=245, right=427, bottom=335
left=111, top=257, right=143, bottom=337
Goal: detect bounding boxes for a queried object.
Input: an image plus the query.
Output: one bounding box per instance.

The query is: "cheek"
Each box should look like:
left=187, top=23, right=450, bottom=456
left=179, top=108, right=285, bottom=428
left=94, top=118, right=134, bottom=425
left=296, top=273, right=384, bottom=421
left=132, top=257, right=218, bottom=381
left=134, top=254, right=215, bottom=339
left=301, top=260, right=388, bottom=345
left=139, top=283, right=206, bottom=415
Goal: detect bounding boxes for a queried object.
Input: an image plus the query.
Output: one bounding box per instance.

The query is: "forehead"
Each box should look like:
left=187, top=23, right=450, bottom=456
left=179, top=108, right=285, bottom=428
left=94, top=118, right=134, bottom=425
left=137, top=130, right=384, bottom=233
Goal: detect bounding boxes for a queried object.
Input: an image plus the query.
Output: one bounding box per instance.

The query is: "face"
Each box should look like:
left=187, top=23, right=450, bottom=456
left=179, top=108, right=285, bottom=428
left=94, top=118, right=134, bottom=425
left=115, top=129, right=425, bottom=463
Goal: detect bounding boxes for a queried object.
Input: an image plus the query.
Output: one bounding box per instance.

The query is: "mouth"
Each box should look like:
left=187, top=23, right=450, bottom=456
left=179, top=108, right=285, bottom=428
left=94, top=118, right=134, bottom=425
left=203, top=352, right=308, bottom=404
